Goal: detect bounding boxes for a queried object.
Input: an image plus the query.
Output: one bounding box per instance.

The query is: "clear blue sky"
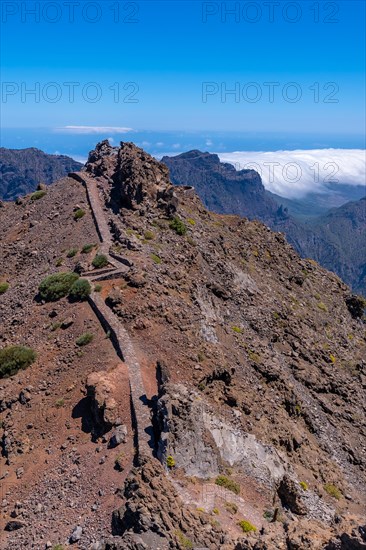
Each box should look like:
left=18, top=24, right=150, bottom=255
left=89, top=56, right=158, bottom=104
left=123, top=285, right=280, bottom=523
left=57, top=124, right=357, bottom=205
left=1, top=1, right=365, bottom=146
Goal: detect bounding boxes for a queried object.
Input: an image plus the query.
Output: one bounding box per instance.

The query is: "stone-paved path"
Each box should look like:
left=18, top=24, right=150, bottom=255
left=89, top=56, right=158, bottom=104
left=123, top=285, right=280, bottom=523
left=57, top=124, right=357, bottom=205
left=70, top=171, right=153, bottom=459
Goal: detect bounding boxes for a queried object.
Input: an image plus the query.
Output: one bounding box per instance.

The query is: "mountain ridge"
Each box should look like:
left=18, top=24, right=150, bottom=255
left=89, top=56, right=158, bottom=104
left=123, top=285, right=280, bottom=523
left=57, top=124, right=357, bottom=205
left=0, top=140, right=365, bottom=549
left=0, top=147, right=83, bottom=201
left=163, top=149, right=366, bottom=295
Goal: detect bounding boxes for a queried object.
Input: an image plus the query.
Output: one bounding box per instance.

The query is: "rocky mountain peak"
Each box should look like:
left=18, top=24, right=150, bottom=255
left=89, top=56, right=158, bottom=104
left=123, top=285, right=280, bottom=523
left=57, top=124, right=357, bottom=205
left=85, top=140, right=174, bottom=211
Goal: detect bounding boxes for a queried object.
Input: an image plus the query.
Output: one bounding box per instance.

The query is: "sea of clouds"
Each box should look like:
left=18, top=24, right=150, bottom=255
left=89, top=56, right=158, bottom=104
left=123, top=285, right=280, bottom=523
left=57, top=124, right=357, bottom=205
left=217, top=149, right=366, bottom=199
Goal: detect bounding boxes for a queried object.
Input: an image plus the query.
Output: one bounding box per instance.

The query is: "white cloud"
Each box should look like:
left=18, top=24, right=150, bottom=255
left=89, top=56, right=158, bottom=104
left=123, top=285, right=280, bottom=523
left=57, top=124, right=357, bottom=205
left=107, top=137, right=115, bottom=144
left=217, top=149, right=366, bottom=198
left=55, top=126, right=133, bottom=134
left=71, top=155, right=87, bottom=164
left=206, top=139, right=213, bottom=147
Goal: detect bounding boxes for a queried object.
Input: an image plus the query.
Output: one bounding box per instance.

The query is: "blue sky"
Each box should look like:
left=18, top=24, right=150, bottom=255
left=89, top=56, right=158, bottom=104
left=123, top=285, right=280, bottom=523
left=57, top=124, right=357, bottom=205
left=1, top=0, right=365, bottom=152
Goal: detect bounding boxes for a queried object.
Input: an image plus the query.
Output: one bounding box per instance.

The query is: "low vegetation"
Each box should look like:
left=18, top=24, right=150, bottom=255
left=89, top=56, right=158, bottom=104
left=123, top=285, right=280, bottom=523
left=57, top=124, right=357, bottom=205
left=238, top=519, right=257, bottom=533
left=0, top=282, right=9, bottom=294
left=94, top=284, right=102, bottom=292
left=215, top=475, right=240, bottom=495
left=66, top=247, right=78, bottom=258
left=81, top=243, right=95, bottom=253
left=39, top=272, right=79, bottom=301
left=324, top=483, right=342, bottom=500
left=74, top=208, right=86, bottom=220
left=151, top=253, right=162, bottom=264
left=169, top=216, right=187, bottom=235
left=68, top=278, right=91, bottom=301
left=175, top=531, right=193, bottom=549
left=92, top=254, right=108, bottom=269
left=30, top=190, right=46, bottom=201
left=166, top=455, right=176, bottom=468
left=76, top=332, right=93, bottom=346
left=0, top=345, right=36, bottom=378
left=299, top=481, right=308, bottom=491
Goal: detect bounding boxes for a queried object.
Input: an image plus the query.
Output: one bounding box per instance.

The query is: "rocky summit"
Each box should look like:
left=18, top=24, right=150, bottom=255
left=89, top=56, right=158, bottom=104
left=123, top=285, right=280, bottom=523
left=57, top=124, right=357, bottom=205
left=0, top=141, right=365, bottom=550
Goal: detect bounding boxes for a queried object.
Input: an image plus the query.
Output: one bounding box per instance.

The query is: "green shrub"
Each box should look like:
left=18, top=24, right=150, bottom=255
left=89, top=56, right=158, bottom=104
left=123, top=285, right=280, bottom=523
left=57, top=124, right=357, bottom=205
left=55, top=398, right=65, bottom=408
left=187, top=218, right=196, bottom=226
left=76, top=332, right=93, bottom=346
left=55, top=258, right=63, bottom=267
left=324, top=483, right=342, bottom=500
left=0, top=346, right=36, bottom=378
left=299, top=481, right=308, bottom=491
left=213, top=507, right=219, bottom=515
left=69, top=278, right=91, bottom=301
left=144, top=230, right=155, bottom=240
left=39, top=272, right=79, bottom=301
left=66, top=247, right=78, bottom=258
left=317, top=301, right=328, bottom=312
left=74, top=208, right=85, bottom=220
left=238, top=519, right=257, bottom=533
left=166, top=455, right=176, bottom=468
left=52, top=545, right=64, bottom=550
left=169, top=216, right=187, bottom=236
left=0, top=282, right=9, bottom=294
left=81, top=243, right=95, bottom=254
left=231, top=326, right=242, bottom=334
left=175, top=531, right=193, bottom=549
left=215, top=475, right=240, bottom=495
left=151, top=253, right=162, bottom=264
left=30, top=190, right=46, bottom=201
left=94, top=284, right=102, bottom=292
left=92, top=254, right=108, bottom=269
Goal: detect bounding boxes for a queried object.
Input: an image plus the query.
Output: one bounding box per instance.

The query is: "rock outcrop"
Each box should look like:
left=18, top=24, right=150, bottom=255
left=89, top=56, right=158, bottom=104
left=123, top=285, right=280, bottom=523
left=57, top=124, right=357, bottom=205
left=86, top=141, right=178, bottom=213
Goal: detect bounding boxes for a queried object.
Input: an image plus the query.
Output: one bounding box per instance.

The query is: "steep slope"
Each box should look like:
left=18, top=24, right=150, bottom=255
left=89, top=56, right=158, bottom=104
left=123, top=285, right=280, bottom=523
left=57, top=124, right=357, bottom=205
left=0, top=147, right=83, bottom=200
left=163, top=150, right=366, bottom=295
left=308, top=197, right=366, bottom=295
left=0, top=141, right=365, bottom=550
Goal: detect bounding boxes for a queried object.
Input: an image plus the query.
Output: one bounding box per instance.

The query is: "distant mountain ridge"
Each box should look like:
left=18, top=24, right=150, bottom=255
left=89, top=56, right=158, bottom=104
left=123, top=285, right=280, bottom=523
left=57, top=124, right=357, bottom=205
left=0, top=147, right=83, bottom=200
left=161, top=150, right=285, bottom=224
left=163, top=150, right=366, bottom=295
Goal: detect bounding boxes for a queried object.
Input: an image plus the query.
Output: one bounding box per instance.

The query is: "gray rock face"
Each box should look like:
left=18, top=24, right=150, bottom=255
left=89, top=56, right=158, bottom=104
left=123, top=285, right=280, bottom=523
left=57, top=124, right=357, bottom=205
left=70, top=525, right=83, bottom=542
left=109, top=425, right=127, bottom=447
left=157, top=383, right=286, bottom=486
